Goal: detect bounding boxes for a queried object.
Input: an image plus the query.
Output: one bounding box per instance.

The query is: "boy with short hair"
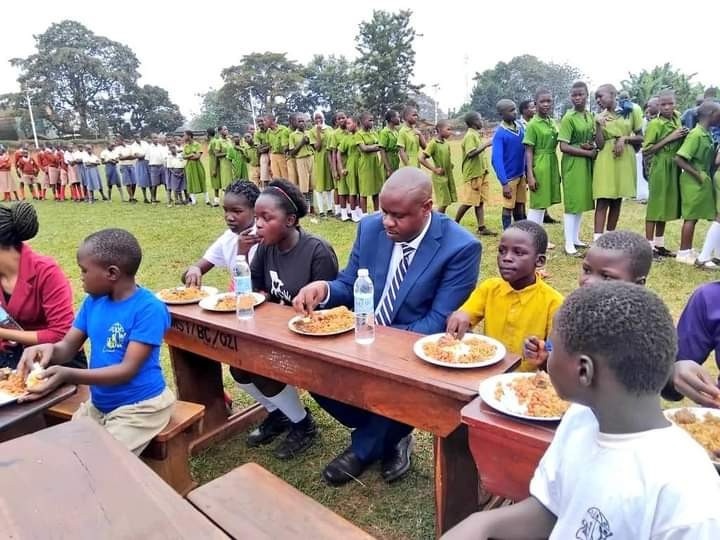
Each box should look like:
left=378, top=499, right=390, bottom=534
left=491, top=99, right=526, bottom=231
left=396, top=106, right=426, bottom=168
left=455, top=111, right=496, bottom=236
left=19, top=228, right=175, bottom=455
left=446, top=220, right=562, bottom=371
left=443, top=282, right=720, bottom=539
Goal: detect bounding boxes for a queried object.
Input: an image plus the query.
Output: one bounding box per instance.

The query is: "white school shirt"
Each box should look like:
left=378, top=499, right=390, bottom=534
left=167, top=154, right=185, bottom=169
left=74, top=150, right=88, bottom=164
left=202, top=227, right=258, bottom=271
left=100, top=148, right=117, bottom=163
left=117, top=145, right=136, bottom=165
left=146, top=143, right=168, bottom=166
left=530, top=404, right=720, bottom=539
left=130, top=141, right=149, bottom=159
left=83, top=153, right=100, bottom=166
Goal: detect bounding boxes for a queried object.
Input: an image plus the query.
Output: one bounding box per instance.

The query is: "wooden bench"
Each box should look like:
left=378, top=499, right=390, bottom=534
left=187, top=463, right=375, bottom=539
left=45, top=386, right=204, bottom=495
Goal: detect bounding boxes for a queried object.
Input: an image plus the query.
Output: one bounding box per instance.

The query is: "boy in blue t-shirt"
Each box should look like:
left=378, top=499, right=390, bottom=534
left=19, top=228, right=175, bottom=454
left=491, top=99, right=527, bottom=230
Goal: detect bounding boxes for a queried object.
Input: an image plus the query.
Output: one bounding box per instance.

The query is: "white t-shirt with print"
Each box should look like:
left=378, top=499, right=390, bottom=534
left=202, top=228, right=258, bottom=271
left=530, top=404, right=720, bottom=540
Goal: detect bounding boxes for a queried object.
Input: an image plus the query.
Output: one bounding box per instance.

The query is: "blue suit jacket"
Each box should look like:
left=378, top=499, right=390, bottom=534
left=328, top=212, right=481, bottom=335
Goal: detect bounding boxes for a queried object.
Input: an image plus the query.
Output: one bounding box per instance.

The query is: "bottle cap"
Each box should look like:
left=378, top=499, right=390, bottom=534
left=358, top=268, right=369, bottom=277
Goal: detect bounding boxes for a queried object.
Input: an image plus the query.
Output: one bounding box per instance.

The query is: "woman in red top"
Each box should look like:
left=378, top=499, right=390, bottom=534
left=0, top=202, right=85, bottom=369
left=0, top=146, right=18, bottom=202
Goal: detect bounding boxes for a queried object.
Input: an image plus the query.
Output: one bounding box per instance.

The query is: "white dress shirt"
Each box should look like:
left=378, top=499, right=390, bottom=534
left=130, top=141, right=149, bottom=159
left=100, top=148, right=117, bottom=163
left=146, top=143, right=168, bottom=166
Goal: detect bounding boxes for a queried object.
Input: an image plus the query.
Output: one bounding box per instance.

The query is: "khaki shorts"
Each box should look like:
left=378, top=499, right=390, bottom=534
left=73, top=386, right=175, bottom=456
left=270, top=153, right=288, bottom=180
left=459, top=175, right=490, bottom=206
left=502, top=176, right=528, bottom=209
left=249, top=166, right=260, bottom=186
left=295, top=155, right=313, bottom=193
left=21, top=174, right=37, bottom=185
left=259, top=154, right=271, bottom=182
left=286, top=157, right=298, bottom=185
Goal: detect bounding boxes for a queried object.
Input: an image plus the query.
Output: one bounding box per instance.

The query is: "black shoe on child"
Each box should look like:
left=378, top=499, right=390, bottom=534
left=246, top=409, right=291, bottom=447
left=273, top=408, right=318, bottom=460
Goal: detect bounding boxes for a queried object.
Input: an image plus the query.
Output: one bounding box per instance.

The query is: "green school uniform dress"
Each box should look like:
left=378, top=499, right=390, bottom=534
left=558, top=109, right=595, bottom=213
left=523, top=115, right=561, bottom=209
left=676, top=125, right=716, bottom=220
left=355, top=130, right=383, bottom=197
left=308, top=125, right=333, bottom=192
left=592, top=112, right=639, bottom=200
left=397, top=125, right=421, bottom=167
left=207, top=136, right=222, bottom=190
left=183, top=141, right=206, bottom=194
left=338, top=131, right=359, bottom=195
left=242, top=141, right=259, bottom=168
left=424, top=138, right=457, bottom=206
left=378, top=126, right=400, bottom=174
left=642, top=112, right=682, bottom=222
left=217, top=137, right=235, bottom=188
left=227, top=144, right=248, bottom=181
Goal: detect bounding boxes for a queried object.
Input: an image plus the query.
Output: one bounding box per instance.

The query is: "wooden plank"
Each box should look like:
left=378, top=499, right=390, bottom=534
left=188, top=463, right=375, bottom=539
left=0, top=419, right=228, bottom=539
left=462, top=398, right=555, bottom=501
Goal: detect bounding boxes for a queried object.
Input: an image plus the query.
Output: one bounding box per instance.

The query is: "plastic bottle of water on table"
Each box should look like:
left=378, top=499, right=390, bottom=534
left=354, top=268, right=375, bottom=344
left=233, top=254, right=254, bottom=320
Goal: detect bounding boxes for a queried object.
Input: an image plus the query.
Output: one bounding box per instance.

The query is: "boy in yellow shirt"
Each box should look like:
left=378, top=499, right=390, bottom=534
left=446, top=220, right=563, bottom=371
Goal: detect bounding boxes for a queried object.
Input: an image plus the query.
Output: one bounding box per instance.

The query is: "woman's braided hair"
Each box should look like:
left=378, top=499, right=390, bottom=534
left=0, top=202, right=38, bottom=247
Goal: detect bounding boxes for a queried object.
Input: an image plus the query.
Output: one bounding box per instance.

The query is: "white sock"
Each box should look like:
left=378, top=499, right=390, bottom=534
left=324, top=191, right=333, bottom=210
left=334, top=203, right=341, bottom=214
left=677, top=249, right=691, bottom=257
left=314, top=191, right=324, bottom=214
left=563, top=214, right=576, bottom=252
left=698, top=222, right=720, bottom=262
left=654, top=236, right=665, bottom=248
left=573, top=214, right=583, bottom=244
left=236, top=382, right=277, bottom=412
left=593, top=232, right=602, bottom=242
left=214, top=196, right=220, bottom=205
left=340, top=208, right=348, bottom=220
left=265, top=385, right=306, bottom=423
left=527, top=209, right=545, bottom=224
left=345, top=203, right=351, bottom=212
left=189, top=194, right=197, bottom=204
left=204, top=192, right=210, bottom=203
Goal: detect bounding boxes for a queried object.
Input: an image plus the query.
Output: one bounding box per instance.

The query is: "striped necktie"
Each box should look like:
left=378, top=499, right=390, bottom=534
left=376, top=243, right=415, bottom=326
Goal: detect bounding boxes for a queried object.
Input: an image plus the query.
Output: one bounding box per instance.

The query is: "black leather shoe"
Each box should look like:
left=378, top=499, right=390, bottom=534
left=322, top=447, right=368, bottom=486
left=274, top=409, right=318, bottom=460
left=543, top=213, right=559, bottom=224
left=381, top=434, right=414, bottom=483
left=246, top=409, right=291, bottom=447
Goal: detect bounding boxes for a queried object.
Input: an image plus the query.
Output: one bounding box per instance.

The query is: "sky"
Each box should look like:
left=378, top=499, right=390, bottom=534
left=0, top=0, right=716, bottom=120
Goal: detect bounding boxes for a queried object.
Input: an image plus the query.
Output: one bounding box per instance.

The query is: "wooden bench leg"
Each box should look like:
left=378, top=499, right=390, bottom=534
left=142, top=427, right=198, bottom=496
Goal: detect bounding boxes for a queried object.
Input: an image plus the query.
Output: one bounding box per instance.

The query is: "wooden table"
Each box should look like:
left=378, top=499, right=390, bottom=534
left=166, top=302, right=520, bottom=536
left=0, top=384, right=76, bottom=442
left=0, top=419, right=228, bottom=539
left=461, top=397, right=556, bottom=502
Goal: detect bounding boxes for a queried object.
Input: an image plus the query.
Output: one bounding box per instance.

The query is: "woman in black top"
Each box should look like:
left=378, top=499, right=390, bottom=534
left=232, top=179, right=338, bottom=460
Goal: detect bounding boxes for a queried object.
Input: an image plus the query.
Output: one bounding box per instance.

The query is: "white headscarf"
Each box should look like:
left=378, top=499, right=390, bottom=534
left=313, top=110, right=327, bottom=129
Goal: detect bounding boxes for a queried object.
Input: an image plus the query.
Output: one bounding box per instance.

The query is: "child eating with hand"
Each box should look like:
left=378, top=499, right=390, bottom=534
left=446, top=220, right=563, bottom=371
left=443, top=282, right=720, bottom=539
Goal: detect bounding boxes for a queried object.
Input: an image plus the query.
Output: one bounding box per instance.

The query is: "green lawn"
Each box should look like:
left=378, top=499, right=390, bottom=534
left=25, top=141, right=716, bottom=539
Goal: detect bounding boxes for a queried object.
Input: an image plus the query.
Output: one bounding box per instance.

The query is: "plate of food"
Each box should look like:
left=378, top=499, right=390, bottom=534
left=413, top=333, right=506, bottom=369
left=156, top=286, right=218, bottom=305
left=664, top=407, right=720, bottom=469
left=288, top=306, right=355, bottom=336
left=479, top=372, right=570, bottom=421
left=0, top=365, right=45, bottom=405
left=199, top=292, right=266, bottom=312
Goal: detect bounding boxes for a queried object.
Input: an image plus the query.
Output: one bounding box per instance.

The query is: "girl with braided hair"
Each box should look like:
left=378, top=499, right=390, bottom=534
left=0, top=202, right=85, bottom=369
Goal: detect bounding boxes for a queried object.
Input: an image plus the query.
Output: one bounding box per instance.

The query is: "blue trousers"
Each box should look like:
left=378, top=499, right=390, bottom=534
left=312, top=394, right=413, bottom=463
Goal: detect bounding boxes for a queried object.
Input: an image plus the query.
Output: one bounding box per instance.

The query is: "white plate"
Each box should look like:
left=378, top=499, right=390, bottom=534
left=413, top=333, right=506, bottom=369
left=479, top=373, right=567, bottom=421
left=0, top=390, right=19, bottom=407
left=664, top=407, right=720, bottom=468
left=288, top=310, right=355, bottom=336
left=156, top=286, right=218, bottom=305
left=199, top=292, right=265, bottom=312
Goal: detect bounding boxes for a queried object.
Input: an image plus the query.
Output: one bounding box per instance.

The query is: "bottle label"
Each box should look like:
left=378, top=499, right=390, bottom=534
left=235, top=275, right=252, bottom=295
left=354, top=293, right=374, bottom=315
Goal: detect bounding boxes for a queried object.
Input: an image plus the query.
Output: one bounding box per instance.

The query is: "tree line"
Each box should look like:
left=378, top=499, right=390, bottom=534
left=0, top=13, right=713, bottom=139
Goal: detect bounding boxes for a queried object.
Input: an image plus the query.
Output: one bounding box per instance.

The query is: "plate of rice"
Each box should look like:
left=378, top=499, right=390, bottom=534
left=664, top=407, right=720, bottom=469
left=156, top=286, right=218, bottom=305
left=199, top=292, right=265, bottom=312
left=479, top=372, right=570, bottom=421
left=413, top=333, right=506, bottom=369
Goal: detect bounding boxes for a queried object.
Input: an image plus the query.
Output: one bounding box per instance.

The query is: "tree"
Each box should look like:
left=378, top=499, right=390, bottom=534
left=218, top=52, right=305, bottom=122
left=10, top=20, right=140, bottom=136
left=407, top=91, right=446, bottom=122
left=355, top=10, right=419, bottom=117
left=620, top=64, right=705, bottom=111
left=469, top=55, right=583, bottom=120
left=302, top=55, right=359, bottom=115
left=124, top=85, right=184, bottom=136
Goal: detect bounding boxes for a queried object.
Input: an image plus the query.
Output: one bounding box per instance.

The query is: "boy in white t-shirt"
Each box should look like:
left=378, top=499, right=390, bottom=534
left=443, top=282, right=720, bottom=540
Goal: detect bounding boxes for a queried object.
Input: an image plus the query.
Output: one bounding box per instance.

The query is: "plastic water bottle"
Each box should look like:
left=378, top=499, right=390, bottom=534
left=233, top=255, right=254, bottom=320
left=0, top=305, right=22, bottom=346
left=353, top=268, right=375, bottom=344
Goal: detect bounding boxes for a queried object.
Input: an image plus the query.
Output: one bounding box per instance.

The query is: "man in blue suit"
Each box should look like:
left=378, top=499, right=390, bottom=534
left=293, top=168, right=481, bottom=486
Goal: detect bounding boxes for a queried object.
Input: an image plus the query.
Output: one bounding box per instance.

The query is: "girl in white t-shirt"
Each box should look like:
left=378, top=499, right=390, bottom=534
left=443, top=282, right=720, bottom=540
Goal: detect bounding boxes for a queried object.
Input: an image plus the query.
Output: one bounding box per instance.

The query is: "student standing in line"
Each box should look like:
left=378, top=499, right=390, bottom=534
left=101, top=142, right=124, bottom=202
left=183, top=131, right=207, bottom=206
left=379, top=109, right=401, bottom=179
left=117, top=139, right=137, bottom=203
left=397, top=106, right=426, bottom=168
left=328, top=111, right=348, bottom=218
left=355, top=112, right=384, bottom=217
left=288, top=115, right=314, bottom=211
left=147, top=134, right=168, bottom=205
left=132, top=136, right=151, bottom=204
left=491, top=101, right=526, bottom=231
left=206, top=127, right=221, bottom=207
left=309, top=111, right=334, bottom=217
left=420, top=120, right=457, bottom=214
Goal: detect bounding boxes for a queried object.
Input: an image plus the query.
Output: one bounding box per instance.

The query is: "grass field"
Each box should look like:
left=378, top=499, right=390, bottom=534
left=24, top=140, right=716, bottom=539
